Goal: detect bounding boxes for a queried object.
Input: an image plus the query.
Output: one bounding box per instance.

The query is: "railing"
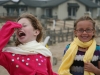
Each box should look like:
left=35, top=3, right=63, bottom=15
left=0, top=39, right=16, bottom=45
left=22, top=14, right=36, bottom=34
left=0, top=13, right=19, bottom=17
left=43, top=28, right=74, bottom=45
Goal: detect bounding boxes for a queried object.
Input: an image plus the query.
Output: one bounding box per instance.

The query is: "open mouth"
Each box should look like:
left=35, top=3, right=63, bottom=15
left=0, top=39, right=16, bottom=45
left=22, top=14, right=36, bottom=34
left=19, top=32, right=26, bottom=37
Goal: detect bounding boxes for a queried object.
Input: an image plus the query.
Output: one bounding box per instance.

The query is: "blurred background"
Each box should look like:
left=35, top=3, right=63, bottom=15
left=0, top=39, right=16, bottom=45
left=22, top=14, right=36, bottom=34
left=1, top=0, right=100, bottom=75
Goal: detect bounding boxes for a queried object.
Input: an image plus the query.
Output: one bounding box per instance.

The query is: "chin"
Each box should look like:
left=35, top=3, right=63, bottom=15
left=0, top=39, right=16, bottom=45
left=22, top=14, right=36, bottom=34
left=81, top=40, right=90, bottom=42
left=19, top=40, right=27, bottom=44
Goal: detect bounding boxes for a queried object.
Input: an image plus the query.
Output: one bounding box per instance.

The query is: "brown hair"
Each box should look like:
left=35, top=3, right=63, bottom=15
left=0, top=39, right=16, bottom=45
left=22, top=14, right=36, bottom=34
left=74, top=16, right=96, bottom=38
left=15, top=13, right=43, bottom=46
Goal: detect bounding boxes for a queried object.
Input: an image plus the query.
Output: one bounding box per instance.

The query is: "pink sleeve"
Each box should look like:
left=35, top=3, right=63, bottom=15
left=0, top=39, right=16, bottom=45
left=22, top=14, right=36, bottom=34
left=47, top=57, right=58, bottom=75
left=0, top=21, right=22, bottom=51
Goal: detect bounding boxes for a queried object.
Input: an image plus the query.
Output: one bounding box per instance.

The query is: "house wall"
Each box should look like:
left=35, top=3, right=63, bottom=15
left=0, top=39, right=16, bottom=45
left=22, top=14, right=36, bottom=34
left=77, top=0, right=98, bottom=19
left=52, top=7, right=58, bottom=18
left=0, top=0, right=98, bottom=20
left=0, top=1, right=37, bottom=17
left=57, top=2, right=68, bottom=20
left=0, top=6, right=6, bottom=16
left=27, top=7, right=36, bottom=15
left=92, top=0, right=100, bottom=17
left=36, top=7, right=43, bottom=19
left=19, top=2, right=36, bottom=16
left=57, top=0, right=87, bottom=20
left=74, top=1, right=86, bottom=19
left=56, top=0, right=98, bottom=20
left=0, top=1, right=14, bottom=16
left=92, top=8, right=97, bottom=18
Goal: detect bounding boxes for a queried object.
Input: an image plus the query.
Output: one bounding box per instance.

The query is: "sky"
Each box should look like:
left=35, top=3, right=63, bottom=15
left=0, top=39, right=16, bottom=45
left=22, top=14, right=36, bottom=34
left=0, top=0, right=52, bottom=2
left=0, top=0, right=51, bottom=1
left=12, top=0, right=19, bottom=2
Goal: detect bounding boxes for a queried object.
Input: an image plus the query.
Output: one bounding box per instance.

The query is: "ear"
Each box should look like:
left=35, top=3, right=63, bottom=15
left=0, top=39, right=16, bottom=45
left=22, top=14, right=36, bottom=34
left=93, top=29, right=95, bottom=36
left=74, top=30, right=77, bottom=37
left=93, top=29, right=95, bottom=34
left=34, top=30, right=40, bottom=36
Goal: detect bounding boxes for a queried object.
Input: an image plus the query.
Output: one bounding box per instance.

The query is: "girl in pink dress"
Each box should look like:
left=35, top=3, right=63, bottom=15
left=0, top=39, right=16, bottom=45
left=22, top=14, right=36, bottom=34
left=0, top=13, right=58, bottom=75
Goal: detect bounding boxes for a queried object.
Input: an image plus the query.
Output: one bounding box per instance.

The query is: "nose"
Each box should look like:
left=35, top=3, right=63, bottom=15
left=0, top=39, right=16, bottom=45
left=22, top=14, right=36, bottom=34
left=82, top=30, right=87, bottom=34
left=15, top=27, right=22, bottom=31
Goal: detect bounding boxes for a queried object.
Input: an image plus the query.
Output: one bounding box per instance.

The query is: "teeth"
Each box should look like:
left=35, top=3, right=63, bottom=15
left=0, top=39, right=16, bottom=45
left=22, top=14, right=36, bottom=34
left=18, top=31, right=25, bottom=37
left=82, top=36, right=87, bottom=37
left=82, top=37, right=88, bottom=39
left=19, top=32, right=23, bottom=35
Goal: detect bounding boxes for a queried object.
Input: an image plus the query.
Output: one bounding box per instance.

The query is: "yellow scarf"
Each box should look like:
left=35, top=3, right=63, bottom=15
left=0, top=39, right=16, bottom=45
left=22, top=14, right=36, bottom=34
left=58, top=37, right=96, bottom=75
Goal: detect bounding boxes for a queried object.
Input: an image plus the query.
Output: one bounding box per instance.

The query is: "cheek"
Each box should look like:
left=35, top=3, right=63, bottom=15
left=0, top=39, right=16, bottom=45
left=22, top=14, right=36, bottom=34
left=26, top=30, right=34, bottom=36
left=14, top=31, right=18, bottom=37
left=25, top=27, right=33, bottom=33
left=89, top=33, right=94, bottom=37
left=76, top=34, right=80, bottom=37
left=74, top=31, right=78, bottom=37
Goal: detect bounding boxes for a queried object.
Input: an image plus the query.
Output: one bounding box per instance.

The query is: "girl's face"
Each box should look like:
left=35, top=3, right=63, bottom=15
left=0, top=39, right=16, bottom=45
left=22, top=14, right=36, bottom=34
left=74, top=20, right=95, bottom=42
left=16, top=18, right=39, bottom=44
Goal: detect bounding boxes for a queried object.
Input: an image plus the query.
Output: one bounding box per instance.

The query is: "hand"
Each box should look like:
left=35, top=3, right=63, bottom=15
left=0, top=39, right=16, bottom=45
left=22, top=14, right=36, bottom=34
left=3, top=21, right=22, bottom=29
left=0, top=21, right=22, bottom=50
left=84, top=62, right=97, bottom=73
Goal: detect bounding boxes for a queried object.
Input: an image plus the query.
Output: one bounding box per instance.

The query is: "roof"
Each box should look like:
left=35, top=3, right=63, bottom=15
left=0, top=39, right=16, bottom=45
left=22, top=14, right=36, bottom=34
left=3, top=4, right=27, bottom=8
left=77, top=0, right=99, bottom=8
left=0, top=0, right=99, bottom=8
left=68, top=3, right=79, bottom=7
left=0, top=1, right=9, bottom=6
left=23, top=0, right=100, bottom=8
left=21, top=0, right=68, bottom=7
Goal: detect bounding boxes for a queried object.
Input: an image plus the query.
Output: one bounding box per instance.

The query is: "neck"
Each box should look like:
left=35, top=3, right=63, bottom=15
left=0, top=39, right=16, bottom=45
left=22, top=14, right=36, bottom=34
left=78, top=47, right=88, bottom=52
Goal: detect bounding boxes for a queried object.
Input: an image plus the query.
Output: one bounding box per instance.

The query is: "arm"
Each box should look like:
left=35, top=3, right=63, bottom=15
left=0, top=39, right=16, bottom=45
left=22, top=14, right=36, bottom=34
left=0, top=21, right=22, bottom=51
left=47, top=57, right=58, bottom=75
left=93, top=46, right=100, bottom=75
left=94, top=61, right=100, bottom=75
left=84, top=62, right=100, bottom=75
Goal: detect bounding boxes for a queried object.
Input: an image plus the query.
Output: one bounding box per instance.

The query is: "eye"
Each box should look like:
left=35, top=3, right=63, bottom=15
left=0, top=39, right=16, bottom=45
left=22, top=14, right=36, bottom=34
left=86, top=29, right=93, bottom=32
left=23, top=24, right=27, bottom=27
left=78, top=29, right=84, bottom=32
left=87, top=29, right=91, bottom=31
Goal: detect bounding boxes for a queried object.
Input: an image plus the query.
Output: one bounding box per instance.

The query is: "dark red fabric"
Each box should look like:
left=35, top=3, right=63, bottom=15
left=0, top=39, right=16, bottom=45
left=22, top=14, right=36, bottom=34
left=0, top=21, right=22, bottom=50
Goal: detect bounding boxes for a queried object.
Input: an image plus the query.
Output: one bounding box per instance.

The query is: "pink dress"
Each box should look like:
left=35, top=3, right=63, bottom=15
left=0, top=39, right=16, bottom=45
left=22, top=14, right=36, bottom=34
left=0, top=21, right=58, bottom=75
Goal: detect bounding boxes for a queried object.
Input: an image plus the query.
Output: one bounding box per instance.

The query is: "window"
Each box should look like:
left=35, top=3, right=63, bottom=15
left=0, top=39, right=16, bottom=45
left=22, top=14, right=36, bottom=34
left=68, top=7, right=77, bottom=17
left=9, top=8, right=15, bottom=16
left=86, top=7, right=92, bottom=12
left=45, top=8, right=52, bottom=17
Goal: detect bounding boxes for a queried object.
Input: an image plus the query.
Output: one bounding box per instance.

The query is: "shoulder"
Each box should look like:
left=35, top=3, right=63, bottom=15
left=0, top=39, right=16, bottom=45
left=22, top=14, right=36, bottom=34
left=34, top=54, right=48, bottom=66
left=35, top=54, right=50, bottom=62
left=95, top=44, right=100, bottom=51
left=35, top=54, right=47, bottom=59
left=65, top=44, right=70, bottom=49
left=64, top=44, right=70, bottom=55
